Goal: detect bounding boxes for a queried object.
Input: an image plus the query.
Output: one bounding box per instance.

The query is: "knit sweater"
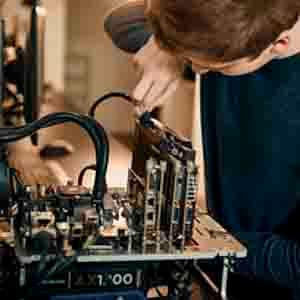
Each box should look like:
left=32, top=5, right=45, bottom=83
left=202, top=54, right=300, bottom=299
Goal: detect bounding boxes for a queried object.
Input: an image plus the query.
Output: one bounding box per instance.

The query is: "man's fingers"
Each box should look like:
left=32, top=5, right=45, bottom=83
left=142, top=75, right=172, bottom=111
left=147, top=78, right=181, bottom=112
left=134, top=104, right=146, bottom=117
left=132, top=73, right=154, bottom=103
left=45, top=160, right=72, bottom=185
left=131, top=36, right=182, bottom=116
left=22, top=168, right=58, bottom=186
left=32, top=170, right=49, bottom=185
left=134, top=78, right=181, bottom=116
left=143, top=73, right=181, bottom=112
left=133, top=76, right=181, bottom=115
left=20, top=174, right=29, bottom=185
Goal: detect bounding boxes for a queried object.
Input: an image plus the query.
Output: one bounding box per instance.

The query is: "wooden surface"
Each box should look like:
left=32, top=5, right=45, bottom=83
left=38, top=101, right=132, bottom=188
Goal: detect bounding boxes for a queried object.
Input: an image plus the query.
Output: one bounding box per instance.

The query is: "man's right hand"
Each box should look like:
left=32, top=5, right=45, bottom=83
left=132, top=36, right=184, bottom=115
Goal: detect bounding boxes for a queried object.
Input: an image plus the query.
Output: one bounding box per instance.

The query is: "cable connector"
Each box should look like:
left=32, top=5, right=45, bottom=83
left=139, top=111, right=154, bottom=129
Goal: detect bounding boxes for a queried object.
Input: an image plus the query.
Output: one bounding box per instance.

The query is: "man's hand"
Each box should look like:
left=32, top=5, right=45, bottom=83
left=8, top=140, right=61, bottom=186
left=132, top=36, right=184, bottom=114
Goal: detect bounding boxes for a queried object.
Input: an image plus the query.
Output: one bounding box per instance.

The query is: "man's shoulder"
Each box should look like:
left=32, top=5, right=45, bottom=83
left=203, top=54, right=300, bottom=91
left=260, top=54, right=300, bottom=81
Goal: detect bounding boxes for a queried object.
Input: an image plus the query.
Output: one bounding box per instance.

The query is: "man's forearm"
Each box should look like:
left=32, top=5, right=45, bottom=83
left=235, top=232, right=300, bottom=291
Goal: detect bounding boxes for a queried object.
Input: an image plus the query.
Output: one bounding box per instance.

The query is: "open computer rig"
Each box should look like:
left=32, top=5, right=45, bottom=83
left=0, top=2, right=246, bottom=300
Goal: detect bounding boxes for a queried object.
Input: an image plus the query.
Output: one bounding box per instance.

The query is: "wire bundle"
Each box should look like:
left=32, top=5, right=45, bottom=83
left=0, top=112, right=109, bottom=204
left=88, top=92, right=133, bottom=118
left=89, top=91, right=153, bottom=127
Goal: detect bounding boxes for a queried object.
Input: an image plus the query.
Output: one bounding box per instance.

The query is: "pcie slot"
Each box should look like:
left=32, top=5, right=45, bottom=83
left=143, top=158, right=160, bottom=252
left=168, top=159, right=184, bottom=250
left=127, top=169, right=145, bottom=199
left=181, top=161, right=198, bottom=249
left=164, top=156, right=198, bottom=251
left=156, top=160, right=167, bottom=252
left=127, top=169, right=145, bottom=252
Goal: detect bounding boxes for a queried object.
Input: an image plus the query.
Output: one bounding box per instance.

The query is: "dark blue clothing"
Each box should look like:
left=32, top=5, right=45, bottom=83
left=201, top=55, right=300, bottom=299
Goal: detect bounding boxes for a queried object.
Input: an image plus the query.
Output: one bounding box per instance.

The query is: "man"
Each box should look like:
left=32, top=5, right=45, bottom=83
left=105, top=0, right=300, bottom=299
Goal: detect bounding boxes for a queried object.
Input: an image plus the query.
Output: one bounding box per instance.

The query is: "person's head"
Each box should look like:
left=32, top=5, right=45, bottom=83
left=147, top=0, right=300, bottom=75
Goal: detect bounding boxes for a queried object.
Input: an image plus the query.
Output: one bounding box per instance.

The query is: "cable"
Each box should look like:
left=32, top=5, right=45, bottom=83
left=0, top=112, right=109, bottom=204
left=78, top=164, right=96, bottom=186
left=89, top=92, right=133, bottom=118
left=89, top=91, right=155, bottom=129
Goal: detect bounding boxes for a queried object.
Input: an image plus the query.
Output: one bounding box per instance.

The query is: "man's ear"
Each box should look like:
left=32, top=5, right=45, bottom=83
left=270, top=32, right=291, bottom=56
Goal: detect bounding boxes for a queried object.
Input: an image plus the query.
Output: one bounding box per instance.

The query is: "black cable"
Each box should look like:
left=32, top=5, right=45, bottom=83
left=0, top=112, right=109, bottom=204
left=78, top=164, right=96, bottom=186
left=89, top=92, right=133, bottom=118
left=89, top=91, right=154, bottom=128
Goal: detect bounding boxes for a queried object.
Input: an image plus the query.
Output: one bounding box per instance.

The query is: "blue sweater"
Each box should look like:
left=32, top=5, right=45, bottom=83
left=202, top=54, right=300, bottom=299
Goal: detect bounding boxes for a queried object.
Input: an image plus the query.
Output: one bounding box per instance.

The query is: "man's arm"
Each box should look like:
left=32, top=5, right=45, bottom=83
left=7, top=138, right=59, bottom=185
left=104, top=2, right=195, bottom=114
left=235, top=232, right=300, bottom=291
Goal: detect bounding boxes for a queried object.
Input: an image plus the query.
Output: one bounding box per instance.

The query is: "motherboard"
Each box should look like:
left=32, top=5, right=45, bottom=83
left=0, top=1, right=246, bottom=298
left=0, top=111, right=246, bottom=300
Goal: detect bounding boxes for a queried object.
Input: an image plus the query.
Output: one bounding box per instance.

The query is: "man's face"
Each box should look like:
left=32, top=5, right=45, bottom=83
left=182, top=44, right=278, bottom=76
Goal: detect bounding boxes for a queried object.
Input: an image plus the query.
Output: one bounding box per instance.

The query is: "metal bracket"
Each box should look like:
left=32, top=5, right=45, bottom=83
left=221, top=255, right=235, bottom=300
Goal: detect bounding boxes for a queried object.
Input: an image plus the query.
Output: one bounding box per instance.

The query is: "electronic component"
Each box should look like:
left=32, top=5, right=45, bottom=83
left=0, top=89, right=246, bottom=300
left=0, top=3, right=244, bottom=299
left=130, top=120, right=198, bottom=251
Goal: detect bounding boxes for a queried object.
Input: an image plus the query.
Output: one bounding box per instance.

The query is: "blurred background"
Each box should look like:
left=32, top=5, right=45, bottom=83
left=3, top=0, right=195, bottom=137
left=2, top=0, right=205, bottom=207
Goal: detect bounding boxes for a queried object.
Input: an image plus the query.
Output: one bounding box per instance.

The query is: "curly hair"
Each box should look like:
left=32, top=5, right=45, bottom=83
left=147, top=0, right=300, bottom=62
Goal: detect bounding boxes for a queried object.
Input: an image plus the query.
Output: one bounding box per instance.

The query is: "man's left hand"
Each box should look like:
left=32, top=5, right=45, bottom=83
left=8, top=141, right=61, bottom=186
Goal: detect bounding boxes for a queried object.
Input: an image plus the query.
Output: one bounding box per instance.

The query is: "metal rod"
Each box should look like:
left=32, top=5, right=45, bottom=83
left=221, top=257, right=229, bottom=300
